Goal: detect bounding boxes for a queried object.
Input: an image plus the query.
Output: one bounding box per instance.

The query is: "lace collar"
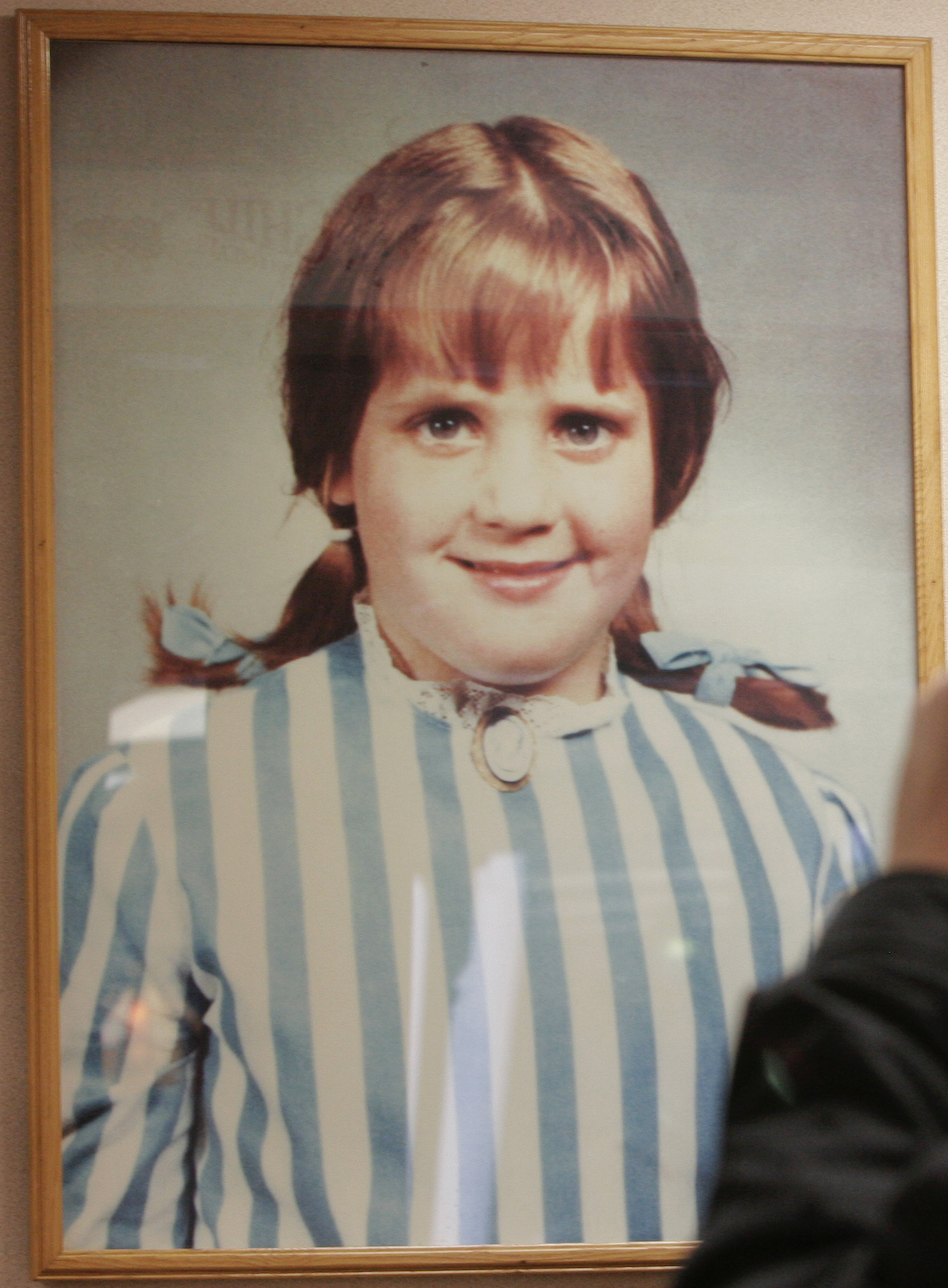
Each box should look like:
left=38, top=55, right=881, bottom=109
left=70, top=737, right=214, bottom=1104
left=354, top=601, right=630, bottom=740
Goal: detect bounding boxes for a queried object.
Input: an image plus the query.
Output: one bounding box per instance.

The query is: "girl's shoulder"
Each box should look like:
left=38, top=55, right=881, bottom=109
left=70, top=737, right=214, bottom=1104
left=620, top=671, right=831, bottom=783
left=203, top=630, right=366, bottom=729
left=618, top=673, right=875, bottom=859
left=61, top=682, right=213, bottom=821
left=68, top=632, right=365, bottom=808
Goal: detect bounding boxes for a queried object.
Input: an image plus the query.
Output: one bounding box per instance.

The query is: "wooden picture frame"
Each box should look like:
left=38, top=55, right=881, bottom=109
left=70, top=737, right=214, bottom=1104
left=20, top=10, right=942, bottom=1280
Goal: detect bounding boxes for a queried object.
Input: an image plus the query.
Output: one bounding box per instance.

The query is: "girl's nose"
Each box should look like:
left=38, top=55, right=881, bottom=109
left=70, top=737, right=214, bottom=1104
left=472, top=434, right=561, bottom=534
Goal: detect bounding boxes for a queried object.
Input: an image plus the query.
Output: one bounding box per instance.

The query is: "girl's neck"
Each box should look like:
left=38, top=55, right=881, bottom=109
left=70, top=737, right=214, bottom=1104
left=372, top=609, right=609, bottom=704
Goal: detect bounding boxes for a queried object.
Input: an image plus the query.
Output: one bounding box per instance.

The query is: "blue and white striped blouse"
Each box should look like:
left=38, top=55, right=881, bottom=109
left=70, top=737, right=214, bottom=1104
left=58, top=609, right=875, bottom=1250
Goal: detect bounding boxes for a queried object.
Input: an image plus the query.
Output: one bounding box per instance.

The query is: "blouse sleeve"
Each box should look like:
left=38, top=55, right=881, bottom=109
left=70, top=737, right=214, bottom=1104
left=812, top=773, right=879, bottom=931
left=58, top=743, right=206, bottom=1250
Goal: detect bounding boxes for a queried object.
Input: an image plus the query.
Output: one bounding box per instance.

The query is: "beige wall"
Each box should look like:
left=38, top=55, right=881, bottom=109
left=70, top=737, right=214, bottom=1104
left=1, top=1, right=946, bottom=1284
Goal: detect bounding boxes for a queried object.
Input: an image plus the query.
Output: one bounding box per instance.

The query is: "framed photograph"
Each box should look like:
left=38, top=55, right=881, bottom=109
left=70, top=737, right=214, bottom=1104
left=20, top=10, right=942, bottom=1280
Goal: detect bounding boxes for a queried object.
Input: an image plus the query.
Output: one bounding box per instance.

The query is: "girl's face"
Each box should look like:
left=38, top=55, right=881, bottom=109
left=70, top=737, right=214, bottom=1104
left=330, top=319, right=655, bottom=702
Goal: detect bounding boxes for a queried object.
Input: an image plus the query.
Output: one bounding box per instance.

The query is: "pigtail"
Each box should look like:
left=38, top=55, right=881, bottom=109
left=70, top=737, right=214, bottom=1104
left=144, top=536, right=366, bottom=689
left=611, top=579, right=834, bottom=731
left=143, top=588, right=226, bottom=687
left=252, top=534, right=367, bottom=669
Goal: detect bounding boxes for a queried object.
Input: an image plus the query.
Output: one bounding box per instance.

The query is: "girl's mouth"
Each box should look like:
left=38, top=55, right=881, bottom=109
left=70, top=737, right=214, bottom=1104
left=451, top=555, right=581, bottom=601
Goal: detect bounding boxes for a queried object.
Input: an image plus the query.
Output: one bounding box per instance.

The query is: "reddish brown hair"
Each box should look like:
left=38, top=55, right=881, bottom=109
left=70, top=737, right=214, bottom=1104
left=149, top=117, right=830, bottom=730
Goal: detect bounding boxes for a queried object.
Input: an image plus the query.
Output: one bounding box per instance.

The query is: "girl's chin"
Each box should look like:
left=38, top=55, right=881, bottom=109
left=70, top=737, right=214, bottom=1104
left=376, top=604, right=615, bottom=699
left=437, top=641, right=611, bottom=700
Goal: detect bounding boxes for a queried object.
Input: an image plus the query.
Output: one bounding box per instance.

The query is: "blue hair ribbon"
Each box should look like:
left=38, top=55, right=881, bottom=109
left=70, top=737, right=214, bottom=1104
left=161, top=605, right=266, bottom=683
left=639, top=631, right=821, bottom=708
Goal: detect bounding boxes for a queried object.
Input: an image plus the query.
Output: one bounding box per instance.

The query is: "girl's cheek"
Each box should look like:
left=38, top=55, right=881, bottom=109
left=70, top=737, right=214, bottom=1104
left=360, top=463, right=457, bottom=548
left=580, top=484, right=655, bottom=549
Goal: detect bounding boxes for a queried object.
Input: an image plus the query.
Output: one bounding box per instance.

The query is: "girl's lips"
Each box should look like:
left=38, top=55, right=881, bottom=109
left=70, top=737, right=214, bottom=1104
left=451, top=555, right=581, bottom=601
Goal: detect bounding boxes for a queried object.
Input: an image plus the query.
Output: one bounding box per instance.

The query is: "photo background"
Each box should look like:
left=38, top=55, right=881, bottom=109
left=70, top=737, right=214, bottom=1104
left=50, top=41, right=914, bottom=842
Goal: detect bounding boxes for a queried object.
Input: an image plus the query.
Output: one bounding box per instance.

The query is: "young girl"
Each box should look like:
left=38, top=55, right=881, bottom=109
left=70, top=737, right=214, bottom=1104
left=58, top=116, right=875, bottom=1252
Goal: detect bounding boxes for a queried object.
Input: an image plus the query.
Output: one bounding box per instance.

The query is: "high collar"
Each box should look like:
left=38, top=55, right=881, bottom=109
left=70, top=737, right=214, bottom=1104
left=354, top=600, right=630, bottom=739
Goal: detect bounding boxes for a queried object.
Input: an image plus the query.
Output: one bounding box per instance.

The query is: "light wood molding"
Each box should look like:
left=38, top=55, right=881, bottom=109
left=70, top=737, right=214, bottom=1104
left=12, top=11, right=939, bottom=61
left=902, top=39, right=945, bottom=681
left=33, top=1242, right=693, bottom=1278
left=19, top=9, right=64, bottom=1282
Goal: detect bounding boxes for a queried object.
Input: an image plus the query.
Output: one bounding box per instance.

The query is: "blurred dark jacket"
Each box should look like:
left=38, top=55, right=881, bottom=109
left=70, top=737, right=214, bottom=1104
left=679, top=873, right=948, bottom=1288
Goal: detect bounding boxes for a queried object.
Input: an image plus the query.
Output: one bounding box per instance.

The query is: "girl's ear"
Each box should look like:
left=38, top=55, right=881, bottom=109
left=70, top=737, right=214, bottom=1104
left=328, top=473, right=355, bottom=507
left=324, top=462, right=355, bottom=509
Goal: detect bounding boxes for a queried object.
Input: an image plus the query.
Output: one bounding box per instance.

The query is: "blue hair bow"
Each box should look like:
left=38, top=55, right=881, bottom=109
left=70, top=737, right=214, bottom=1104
left=161, top=605, right=266, bottom=683
left=639, top=631, right=821, bottom=707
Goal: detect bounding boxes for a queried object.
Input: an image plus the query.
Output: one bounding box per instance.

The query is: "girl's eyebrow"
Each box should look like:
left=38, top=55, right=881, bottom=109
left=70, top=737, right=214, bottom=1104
left=378, top=386, right=486, bottom=412
left=381, top=399, right=471, bottom=420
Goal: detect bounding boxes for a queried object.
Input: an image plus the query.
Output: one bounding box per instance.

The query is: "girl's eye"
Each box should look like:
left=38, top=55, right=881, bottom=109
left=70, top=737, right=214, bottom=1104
left=556, top=412, right=614, bottom=449
left=416, top=407, right=476, bottom=443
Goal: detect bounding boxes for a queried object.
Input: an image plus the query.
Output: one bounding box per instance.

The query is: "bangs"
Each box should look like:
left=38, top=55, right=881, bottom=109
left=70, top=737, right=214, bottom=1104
left=369, top=212, right=648, bottom=392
